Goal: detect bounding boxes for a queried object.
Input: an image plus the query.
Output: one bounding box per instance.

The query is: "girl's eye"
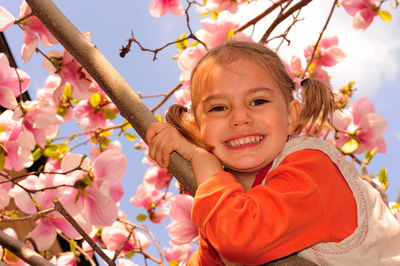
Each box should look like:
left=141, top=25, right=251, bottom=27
left=251, top=99, right=269, bottom=106
left=208, top=106, right=226, bottom=112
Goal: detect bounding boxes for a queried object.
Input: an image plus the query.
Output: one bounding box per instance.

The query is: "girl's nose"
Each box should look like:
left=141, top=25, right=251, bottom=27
left=230, top=108, right=253, bottom=127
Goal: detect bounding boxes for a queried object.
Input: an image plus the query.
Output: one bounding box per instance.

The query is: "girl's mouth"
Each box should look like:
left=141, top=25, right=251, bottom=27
left=226, top=135, right=264, bottom=148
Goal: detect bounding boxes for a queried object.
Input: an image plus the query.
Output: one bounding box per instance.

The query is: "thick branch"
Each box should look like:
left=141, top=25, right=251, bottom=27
left=25, top=0, right=197, bottom=196
left=0, top=230, right=55, bottom=266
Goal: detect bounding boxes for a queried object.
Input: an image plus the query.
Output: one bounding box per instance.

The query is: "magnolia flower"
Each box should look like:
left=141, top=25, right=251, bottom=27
left=12, top=100, right=63, bottom=148
left=0, top=6, right=15, bottom=32
left=198, top=0, right=243, bottom=13
left=167, top=194, right=198, bottom=245
left=143, top=166, right=172, bottom=190
left=149, top=0, right=184, bottom=17
left=164, top=243, right=194, bottom=264
left=196, top=11, right=242, bottom=48
left=0, top=53, right=30, bottom=109
left=42, top=34, right=96, bottom=101
left=174, top=81, right=191, bottom=106
left=19, top=1, right=58, bottom=62
left=178, top=45, right=207, bottom=81
left=333, top=97, right=387, bottom=154
left=0, top=110, right=34, bottom=171
left=304, top=36, right=346, bottom=68
left=60, top=150, right=127, bottom=227
left=342, top=0, right=381, bottom=31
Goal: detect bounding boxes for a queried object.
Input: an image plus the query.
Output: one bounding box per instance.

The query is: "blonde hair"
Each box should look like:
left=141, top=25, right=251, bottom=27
left=166, top=41, right=336, bottom=150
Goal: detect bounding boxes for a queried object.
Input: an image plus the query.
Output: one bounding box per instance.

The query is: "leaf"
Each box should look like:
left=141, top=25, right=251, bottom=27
left=0, top=125, right=5, bottom=134
left=176, top=33, right=188, bottom=50
left=89, top=92, right=101, bottom=108
left=103, top=109, right=116, bottom=119
left=69, top=239, right=76, bottom=253
left=43, top=145, right=59, bottom=158
left=32, top=148, right=43, bottom=161
left=63, top=83, right=72, bottom=98
left=81, top=174, right=93, bottom=187
left=211, top=12, right=218, bottom=19
left=378, top=168, right=388, bottom=190
left=342, top=138, right=359, bottom=154
left=0, top=150, right=5, bottom=172
left=378, top=10, right=392, bottom=22
left=125, top=249, right=135, bottom=259
left=136, top=213, right=147, bottom=222
left=124, top=132, right=137, bottom=141
left=122, top=121, right=132, bottom=131
left=364, top=147, right=377, bottom=164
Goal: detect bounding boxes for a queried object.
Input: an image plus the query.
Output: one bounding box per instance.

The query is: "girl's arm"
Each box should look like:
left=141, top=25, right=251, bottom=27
left=146, top=122, right=223, bottom=185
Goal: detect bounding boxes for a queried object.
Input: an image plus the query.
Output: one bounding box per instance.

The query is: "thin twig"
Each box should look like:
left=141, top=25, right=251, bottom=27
left=150, top=82, right=183, bottom=113
left=235, top=0, right=291, bottom=33
left=52, top=198, right=115, bottom=266
left=57, top=232, right=97, bottom=266
left=112, top=226, right=135, bottom=261
left=0, top=207, right=55, bottom=222
left=260, top=0, right=313, bottom=43
left=301, top=0, right=337, bottom=78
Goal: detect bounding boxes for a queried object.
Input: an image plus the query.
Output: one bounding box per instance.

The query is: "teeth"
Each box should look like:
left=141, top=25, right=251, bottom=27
left=228, top=136, right=263, bottom=147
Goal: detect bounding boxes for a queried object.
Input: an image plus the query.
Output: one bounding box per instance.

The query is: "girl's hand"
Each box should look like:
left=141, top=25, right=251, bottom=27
left=146, top=122, right=223, bottom=186
left=146, top=122, right=198, bottom=168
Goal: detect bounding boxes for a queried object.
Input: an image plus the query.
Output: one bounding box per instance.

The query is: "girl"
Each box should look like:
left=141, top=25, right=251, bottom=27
left=146, top=41, right=400, bottom=265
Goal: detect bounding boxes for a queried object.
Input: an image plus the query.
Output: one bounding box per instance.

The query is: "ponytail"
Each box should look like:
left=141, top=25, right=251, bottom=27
left=293, top=78, right=337, bottom=135
left=165, top=104, right=213, bottom=152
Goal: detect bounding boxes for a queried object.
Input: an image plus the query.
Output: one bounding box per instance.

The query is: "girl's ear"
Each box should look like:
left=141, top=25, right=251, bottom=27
left=287, top=99, right=301, bottom=135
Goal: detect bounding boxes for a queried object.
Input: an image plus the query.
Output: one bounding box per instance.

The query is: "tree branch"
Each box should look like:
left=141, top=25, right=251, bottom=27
left=25, top=0, right=197, bottom=196
left=0, top=230, right=55, bottom=266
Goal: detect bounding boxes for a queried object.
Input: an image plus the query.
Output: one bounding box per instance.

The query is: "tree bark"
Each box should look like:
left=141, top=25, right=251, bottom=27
left=22, top=1, right=316, bottom=265
left=0, top=230, right=55, bottom=266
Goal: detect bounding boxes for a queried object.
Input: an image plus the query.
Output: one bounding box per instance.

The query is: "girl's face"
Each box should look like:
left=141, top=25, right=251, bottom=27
left=195, top=58, right=300, bottom=178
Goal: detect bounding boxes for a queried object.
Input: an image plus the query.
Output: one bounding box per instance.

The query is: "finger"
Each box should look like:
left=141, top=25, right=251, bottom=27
left=145, top=122, right=166, bottom=144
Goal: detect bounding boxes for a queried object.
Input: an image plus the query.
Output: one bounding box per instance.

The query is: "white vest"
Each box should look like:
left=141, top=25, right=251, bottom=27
left=265, top=136, right=400, bottom=266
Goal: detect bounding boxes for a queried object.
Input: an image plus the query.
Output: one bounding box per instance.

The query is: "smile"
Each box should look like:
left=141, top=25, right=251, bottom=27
left=226, top=135, right=264, bottom=147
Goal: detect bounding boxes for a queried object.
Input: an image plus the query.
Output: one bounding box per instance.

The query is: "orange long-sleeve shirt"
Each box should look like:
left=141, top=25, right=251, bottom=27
left=188, top=149, right=357, bottom=265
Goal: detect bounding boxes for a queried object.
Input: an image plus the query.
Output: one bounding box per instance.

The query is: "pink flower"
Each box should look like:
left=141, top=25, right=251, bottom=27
left=198, top=0, right=241, bottom=13
left=0, top=6, right=15, bottom=32
left=53, top=252, right=77, bottom=266
left=73, top=90, right=119, bottom=132
left=60, top=150, right=127, bottom=227
left=43, top=43, right=96, bottom=101
left=0, top=110, right=34, bottom=171
left=342, top=0, right=380, bottom=31
left=196, top=11, right=242, bottom=48
left=333, top=97, right=387, bottom=154
left=174, top=81, right=191, bottom=106
left=0, top=53, right=30, bottom=109
left=178, top=45, right=207, bottom=81
left=102, top=221, right=136, bottom=256
left=12, top=101, right=63, bottom=148
left=166, top=194, right=198, bottom=245
left=304, top=36, right=346, bottom=68
left=130, top=184, right=171, bottom=223
left=149, top=0, right=184, bottom=17
left=143, top=166, right=172, bottom=190
left=19, top=1, right=58, bottom=62
left=164, top=243, right=194, bottom=263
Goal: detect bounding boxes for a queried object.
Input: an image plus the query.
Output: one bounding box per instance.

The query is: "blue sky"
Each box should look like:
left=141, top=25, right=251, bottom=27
left=1, top=0, right=400, bottom=264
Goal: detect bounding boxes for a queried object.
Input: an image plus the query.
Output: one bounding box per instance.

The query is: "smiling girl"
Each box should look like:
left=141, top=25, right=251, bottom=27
left=146, top=41, right=400, bottom=265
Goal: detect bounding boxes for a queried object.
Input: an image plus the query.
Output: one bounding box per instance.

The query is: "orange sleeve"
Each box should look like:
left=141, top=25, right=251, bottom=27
left=190, top=149, right=357, bottom=265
